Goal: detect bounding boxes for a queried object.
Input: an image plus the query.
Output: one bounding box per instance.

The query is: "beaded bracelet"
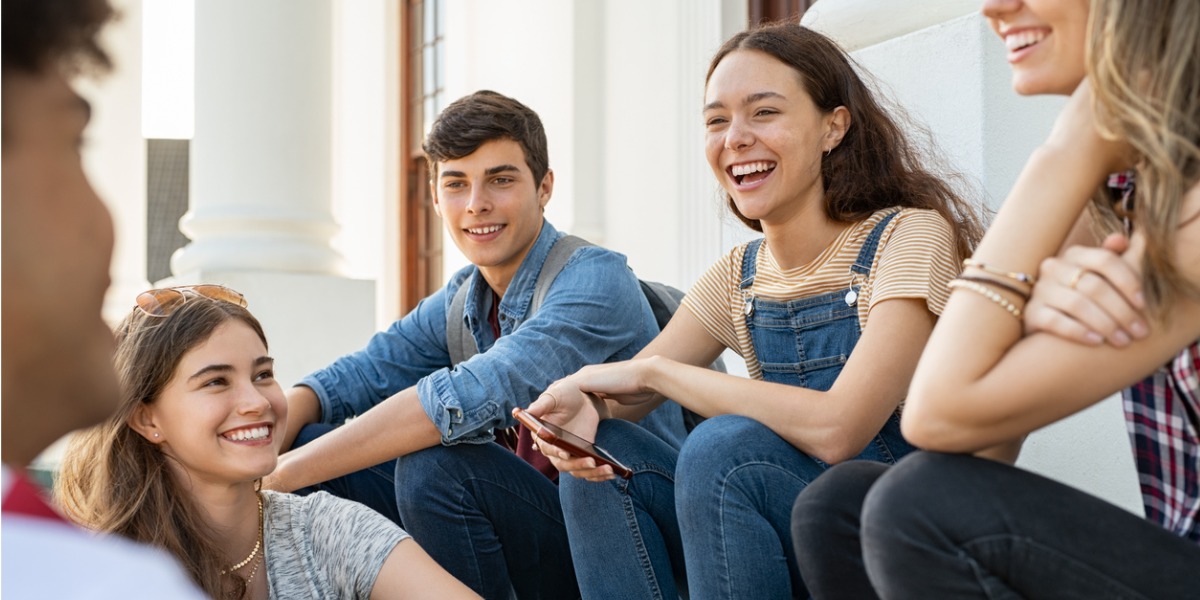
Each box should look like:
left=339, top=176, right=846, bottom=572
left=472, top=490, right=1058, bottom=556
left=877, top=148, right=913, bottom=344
left=961, top=258, right=1037, bottom=287
left=957, top=274, right=1032, bottom=301
left=948, top=278, right=1023, bottom=320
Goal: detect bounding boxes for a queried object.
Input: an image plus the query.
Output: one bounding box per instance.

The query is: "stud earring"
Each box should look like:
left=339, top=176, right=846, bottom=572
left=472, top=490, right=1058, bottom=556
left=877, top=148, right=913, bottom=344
left=153, top=433, right=160, bottom=438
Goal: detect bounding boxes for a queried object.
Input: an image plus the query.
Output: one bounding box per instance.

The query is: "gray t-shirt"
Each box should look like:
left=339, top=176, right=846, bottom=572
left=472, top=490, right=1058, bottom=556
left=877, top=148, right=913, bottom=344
left=263, top=490, right=409, bottom=599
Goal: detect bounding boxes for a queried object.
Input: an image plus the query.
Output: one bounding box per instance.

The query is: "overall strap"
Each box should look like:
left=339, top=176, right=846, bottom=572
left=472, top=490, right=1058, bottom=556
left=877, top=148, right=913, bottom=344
left=850, top=209, right=901, bottom=277
left=739, top=238, right=765, bottom=292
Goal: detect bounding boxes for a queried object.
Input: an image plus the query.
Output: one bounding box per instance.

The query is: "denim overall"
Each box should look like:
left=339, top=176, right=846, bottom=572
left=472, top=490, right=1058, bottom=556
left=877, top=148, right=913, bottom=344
left=739, top=209, right=915, bottom=464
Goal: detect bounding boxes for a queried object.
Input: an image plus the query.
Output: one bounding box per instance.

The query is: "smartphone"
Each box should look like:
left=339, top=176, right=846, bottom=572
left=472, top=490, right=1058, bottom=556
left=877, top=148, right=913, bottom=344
left=511, top=407, right=633, bottom=479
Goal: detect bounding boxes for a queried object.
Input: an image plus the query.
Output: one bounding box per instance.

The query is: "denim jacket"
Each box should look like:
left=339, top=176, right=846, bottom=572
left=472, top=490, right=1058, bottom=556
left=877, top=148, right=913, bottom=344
left=300, top=220, right=684, bottom=447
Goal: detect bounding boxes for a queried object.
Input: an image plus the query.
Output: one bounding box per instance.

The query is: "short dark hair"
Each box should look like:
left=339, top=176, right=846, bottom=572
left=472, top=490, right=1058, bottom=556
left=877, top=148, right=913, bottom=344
left=1, top=0, right=114, bottom=75
left=422, top=90, right=550, bottom=186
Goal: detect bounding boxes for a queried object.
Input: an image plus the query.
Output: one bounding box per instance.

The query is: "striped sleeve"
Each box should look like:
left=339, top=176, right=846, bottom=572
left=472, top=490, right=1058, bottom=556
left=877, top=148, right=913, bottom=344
left=680, top=245, right=744, bottom=355
left=867, top=209, right=958, bottom=316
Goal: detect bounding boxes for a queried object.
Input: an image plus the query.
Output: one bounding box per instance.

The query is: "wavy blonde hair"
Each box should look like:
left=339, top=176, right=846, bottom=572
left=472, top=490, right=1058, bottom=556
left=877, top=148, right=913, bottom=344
left=55, top=298, right=268, bottom=600
left=1088, top=0, right=1200, bottom=315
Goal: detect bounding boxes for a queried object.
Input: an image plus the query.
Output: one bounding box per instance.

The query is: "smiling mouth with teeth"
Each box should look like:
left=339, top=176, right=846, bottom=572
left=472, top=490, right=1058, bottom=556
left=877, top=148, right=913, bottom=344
left=223, top=425, right=271, bottom=442
left=1006, top=30, right=1047, bottom=52
left=730, top=161, right=776, bottom=184
left=466, top=225, right=503, bottom=235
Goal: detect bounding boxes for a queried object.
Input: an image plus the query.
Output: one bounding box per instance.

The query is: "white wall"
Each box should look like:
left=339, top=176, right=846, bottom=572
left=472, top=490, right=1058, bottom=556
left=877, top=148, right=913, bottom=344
left=331, top=0, right=399, bottom=326
left=439, top=0, right=580, bottom=281
left=79, top=0, right=149, bottom=324
left=435, top=0, right=740, bottom=293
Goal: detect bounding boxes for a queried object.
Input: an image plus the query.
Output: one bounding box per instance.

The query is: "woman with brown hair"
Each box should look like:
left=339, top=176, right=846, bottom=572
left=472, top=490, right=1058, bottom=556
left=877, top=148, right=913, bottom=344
left=526, top=22, right=983, bottom=599
left=55, top=286, right=479, bottom=600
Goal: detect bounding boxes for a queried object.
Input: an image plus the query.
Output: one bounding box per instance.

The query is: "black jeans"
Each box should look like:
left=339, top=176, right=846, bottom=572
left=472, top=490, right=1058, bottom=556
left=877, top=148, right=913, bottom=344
left=791, top=452, right=1200, bottom=600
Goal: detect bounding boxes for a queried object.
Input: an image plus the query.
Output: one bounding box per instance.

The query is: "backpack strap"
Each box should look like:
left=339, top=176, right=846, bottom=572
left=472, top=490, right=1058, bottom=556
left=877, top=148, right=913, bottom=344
left=447, top=234, right=593, bottom=366
left=529, top=235, right=593, bottom=315
left=447, top=281, right=476, bottom=367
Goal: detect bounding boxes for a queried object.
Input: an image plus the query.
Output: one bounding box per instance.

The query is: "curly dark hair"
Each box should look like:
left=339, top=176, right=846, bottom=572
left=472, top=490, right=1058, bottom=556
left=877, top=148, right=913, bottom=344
left=422, top=90, right=550, bottom=187
left=1, top=0, right=114, bottom=74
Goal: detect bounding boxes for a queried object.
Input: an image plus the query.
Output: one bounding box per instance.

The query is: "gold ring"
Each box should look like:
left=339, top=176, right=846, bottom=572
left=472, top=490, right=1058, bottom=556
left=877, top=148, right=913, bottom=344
left=1067, top=268, right=1086, bottom=290
left=539, top=391, right=560, bottom=404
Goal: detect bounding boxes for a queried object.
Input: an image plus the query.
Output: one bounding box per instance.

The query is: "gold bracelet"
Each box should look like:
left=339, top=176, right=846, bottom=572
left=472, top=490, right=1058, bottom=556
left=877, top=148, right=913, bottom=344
left=948, top=278, right=1023, bottom=320
left=961, top=258, right=1037, bottom=287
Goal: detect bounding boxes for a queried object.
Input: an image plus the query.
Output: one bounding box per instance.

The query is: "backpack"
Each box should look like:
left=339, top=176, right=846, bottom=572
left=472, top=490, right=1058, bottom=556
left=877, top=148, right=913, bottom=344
left=446, top=234, right=723, bottom=432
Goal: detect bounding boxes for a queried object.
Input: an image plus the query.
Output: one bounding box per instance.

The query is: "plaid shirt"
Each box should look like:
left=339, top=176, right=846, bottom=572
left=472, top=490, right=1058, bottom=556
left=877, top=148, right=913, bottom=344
left=1123, top=339, right=1200, bottom=543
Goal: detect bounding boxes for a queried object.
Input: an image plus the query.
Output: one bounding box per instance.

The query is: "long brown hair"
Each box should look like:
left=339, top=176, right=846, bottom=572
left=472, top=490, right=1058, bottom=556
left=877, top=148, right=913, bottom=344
left=707, top=23, right=985, bottom=260
left=1088, top=0, right=1200, bottom=315
left=56, top=297, right=268, bottom=600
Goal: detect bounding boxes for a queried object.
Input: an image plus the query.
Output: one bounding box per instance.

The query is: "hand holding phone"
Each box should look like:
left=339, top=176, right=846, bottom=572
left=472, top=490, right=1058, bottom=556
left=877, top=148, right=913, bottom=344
left=511, top=407, right=633, bottom=479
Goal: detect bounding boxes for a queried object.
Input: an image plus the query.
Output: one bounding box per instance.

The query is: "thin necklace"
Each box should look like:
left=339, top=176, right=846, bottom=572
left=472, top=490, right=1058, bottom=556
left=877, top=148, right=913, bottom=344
left=243, top=551, right=264, bottom=587
left=221, top=493, right=264, bottom=575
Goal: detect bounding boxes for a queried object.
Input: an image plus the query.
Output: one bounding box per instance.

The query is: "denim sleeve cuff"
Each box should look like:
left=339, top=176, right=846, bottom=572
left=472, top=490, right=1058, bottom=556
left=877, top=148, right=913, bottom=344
left=417, top=370, right=500, bottom=446
left=298, top=371, right=347, bottom=426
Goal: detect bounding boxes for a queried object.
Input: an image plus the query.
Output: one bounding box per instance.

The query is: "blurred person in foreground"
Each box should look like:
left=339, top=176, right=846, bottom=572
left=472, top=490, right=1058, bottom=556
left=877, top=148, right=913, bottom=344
left=1, top=0, right=204, bottom=596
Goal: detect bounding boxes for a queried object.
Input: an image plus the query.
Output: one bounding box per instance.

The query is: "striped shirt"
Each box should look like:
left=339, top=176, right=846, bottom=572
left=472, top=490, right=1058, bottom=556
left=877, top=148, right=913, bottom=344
left=681, top=208, right=958, bottom=379
left=1123, top=339, right=1200, bottom=543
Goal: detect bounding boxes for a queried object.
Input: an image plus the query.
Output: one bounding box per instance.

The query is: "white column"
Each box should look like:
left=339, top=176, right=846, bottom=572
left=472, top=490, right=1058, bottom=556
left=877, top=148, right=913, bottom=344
left=802, top=0, right=1141, bottom=514
left=174, top=0, right=343, bottom=275
left=168, top=0, right=374, bottom=389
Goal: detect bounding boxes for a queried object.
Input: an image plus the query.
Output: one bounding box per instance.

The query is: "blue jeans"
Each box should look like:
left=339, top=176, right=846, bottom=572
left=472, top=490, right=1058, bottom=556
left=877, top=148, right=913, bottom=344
left=293, top=424, right=579, bottom=600
left=562, top=415, right=908, bottom=599
left=559, top=419, right=685, bottom=600
left=676, top=415, right=831, bottom=599
left=794, top=452, right=1200, bottom=599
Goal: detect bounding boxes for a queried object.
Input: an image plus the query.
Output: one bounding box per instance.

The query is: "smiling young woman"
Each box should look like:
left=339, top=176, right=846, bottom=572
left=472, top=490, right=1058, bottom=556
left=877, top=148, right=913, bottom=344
left=524, top=22, right=984, bottom=599
left=55, top=288, right=480, bottom=600
left=791, top=0, right=1200, bottom=597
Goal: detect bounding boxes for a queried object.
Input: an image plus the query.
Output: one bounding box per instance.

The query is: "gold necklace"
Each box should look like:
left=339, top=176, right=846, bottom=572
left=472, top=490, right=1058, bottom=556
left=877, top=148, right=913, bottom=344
left=221, top=493, right=264, bottom=576
left=243, top=552, right=264, bottom=586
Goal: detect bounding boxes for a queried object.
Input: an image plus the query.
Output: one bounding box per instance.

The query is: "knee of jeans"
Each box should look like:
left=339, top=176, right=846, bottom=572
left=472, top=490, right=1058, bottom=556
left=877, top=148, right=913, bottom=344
left=394, top=445, right=459, bottom=508
left=593, top=418, right=643, bottom=450
left=677, top=414, right=757, bottom=466
left=674, top=415, right=762, bottom=497
left=861, top=451, right=954, bottom=536
left=559, top=467, right=624, bottom=507
left=792, top=461, right=883, bottom=532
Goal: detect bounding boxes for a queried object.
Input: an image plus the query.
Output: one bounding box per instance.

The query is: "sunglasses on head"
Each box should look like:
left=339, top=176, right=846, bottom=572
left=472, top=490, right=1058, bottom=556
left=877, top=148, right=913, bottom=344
left=134, top=285, right=248, bottom=317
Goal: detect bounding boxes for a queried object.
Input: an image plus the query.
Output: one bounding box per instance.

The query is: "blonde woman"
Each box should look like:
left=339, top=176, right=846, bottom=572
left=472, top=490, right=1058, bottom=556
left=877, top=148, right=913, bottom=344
left=792, top=0, right=1200, bottom=597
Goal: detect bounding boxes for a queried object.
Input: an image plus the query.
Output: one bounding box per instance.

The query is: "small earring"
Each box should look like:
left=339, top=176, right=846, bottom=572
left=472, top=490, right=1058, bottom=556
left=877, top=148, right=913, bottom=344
left=153, top=433, right=160, bottom=438
left=824, top=148, right=832, bottom=157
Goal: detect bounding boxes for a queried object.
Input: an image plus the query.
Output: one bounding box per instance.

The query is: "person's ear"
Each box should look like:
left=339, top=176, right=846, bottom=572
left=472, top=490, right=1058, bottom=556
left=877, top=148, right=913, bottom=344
left=824, top=106, right=852, bottom=152
left=537, top=169, right=554, bottom=210
left=128, top=404, right=164, bottom=443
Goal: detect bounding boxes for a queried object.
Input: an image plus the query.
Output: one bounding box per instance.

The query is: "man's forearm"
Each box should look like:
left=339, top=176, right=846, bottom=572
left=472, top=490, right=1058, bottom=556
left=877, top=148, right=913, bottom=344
left=269, top=387, right=442, bottom=492
left=281, top=385, right=323, bottom=451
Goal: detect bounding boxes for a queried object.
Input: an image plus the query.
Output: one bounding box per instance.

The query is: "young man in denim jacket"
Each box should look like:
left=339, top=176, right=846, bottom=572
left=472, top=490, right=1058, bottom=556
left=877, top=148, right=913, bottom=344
left=267, top=90, right=687, bottom=599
